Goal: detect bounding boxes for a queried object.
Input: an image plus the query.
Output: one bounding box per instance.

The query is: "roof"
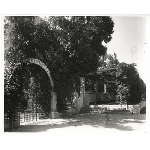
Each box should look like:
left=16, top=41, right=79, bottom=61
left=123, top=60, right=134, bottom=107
left=86, top=67, right=118, bottom=76
left=96, top=67, right=118, bottom=74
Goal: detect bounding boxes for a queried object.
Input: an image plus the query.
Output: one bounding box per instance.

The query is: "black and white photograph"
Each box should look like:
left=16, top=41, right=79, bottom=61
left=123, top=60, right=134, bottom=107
left=3, top=15, right=147, bottom=134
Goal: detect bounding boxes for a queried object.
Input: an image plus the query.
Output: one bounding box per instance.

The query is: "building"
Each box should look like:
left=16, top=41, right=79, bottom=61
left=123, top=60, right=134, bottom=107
left=79, top=67, right=118, bottom=109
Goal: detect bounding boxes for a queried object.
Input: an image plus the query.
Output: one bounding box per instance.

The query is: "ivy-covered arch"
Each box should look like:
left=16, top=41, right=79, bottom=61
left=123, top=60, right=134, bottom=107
left=6, top=58, right=58, bottom=128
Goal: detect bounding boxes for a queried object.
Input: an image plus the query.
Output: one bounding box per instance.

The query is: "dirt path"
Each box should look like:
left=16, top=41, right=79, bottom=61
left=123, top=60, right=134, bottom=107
left=5, top=114, right=146, bottom=133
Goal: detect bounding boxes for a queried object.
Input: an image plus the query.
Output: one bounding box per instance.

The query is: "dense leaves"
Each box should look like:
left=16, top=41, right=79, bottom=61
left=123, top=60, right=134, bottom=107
left=116, top=63, right=146, bottom=104
left=96, top=53, right=119, bottom=95
left=96, top=54, right=146, bottom=104
left=4, top=16, right=114, bottom=112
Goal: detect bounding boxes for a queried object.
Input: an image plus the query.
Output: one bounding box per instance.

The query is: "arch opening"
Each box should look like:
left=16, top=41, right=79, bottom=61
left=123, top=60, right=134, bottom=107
left=4, top=58, right=56, bottom=129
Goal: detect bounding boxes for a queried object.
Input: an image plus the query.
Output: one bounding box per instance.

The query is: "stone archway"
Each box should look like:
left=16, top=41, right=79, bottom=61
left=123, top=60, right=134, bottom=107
left=25, top=58, right=54, bottom=88
left=9, top=58, right=59, bottom=119
left=24, top=58, right=59, bottom=119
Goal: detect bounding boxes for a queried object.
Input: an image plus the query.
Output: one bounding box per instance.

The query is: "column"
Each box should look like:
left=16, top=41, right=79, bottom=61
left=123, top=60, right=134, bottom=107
left=75, top=92, right=80, bottom=113
left=80, top=77, right=85, bottom=108
left=50, top=92, right=59, bottom=119
left=104, top=84, right=107, bottom=93
left=104, top=84, right=107, bottom=104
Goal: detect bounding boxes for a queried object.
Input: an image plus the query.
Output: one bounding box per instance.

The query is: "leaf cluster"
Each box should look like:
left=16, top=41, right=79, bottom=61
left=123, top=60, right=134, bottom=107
left=116, top=63, right=146, bottom=104
left=4, top=16, right=114, bottom=107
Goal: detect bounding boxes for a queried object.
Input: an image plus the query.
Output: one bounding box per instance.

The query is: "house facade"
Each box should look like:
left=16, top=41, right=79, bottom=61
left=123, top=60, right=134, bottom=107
left=79, top=67, right=118, bottom=109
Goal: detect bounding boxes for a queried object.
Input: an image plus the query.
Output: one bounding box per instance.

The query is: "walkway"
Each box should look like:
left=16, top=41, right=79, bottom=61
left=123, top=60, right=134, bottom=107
left=5, top=114, right=146, bottom=133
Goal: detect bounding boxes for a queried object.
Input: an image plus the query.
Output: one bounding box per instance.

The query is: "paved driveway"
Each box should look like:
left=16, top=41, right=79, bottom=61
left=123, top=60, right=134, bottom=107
left=5, top=113, right=146, bottom=133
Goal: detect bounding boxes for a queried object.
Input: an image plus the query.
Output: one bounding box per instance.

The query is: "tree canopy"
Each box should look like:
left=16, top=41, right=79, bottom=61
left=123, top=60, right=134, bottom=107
left=96, top=53, right=146, bottom=104
left=4, top=16, right=146, bottom=111
left=4, top=16, right=114, bottom=108
left=116, top=63, right=146, bottom=104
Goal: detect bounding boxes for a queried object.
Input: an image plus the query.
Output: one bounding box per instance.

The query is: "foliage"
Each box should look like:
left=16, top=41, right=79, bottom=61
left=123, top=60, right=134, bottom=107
left=116, top=84, right=129, bottom=102
left=98, top=52, right=119, bottom=69
left=48, top=17, right=114, bottom=103
left=116, top=63, right=146, bottom=104
left=4, top=16, right=114, bottom=111
left=96, top=54, right=146, bottom=105
left=21, top=64, right=52, bottom=115
left=96, top=53, right=119, bottom=95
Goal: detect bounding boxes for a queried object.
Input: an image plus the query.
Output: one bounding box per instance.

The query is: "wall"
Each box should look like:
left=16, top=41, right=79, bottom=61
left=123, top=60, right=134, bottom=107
left=89, top=102, right=145, bottom=114
left=4, top=112, right=20, bottom=130
left=128, top=101, right=146, bottom=114
left=89, top=104, right=127, bottom=110
left=4, top=119, right=11, bottom=130
left=128, top=105, right=140, bottom=114
left=84, top=92, right=96, bottom=105
left=139, top=101, right=146, bottom=110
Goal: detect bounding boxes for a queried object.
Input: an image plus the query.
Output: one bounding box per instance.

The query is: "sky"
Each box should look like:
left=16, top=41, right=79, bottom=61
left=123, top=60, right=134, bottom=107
left=106, top=16, right=147, bottom=82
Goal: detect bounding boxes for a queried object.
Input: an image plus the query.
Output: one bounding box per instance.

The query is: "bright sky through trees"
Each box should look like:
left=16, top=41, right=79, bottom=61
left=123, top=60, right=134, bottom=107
left=107, top=16, right=147, bottom=82
left=18, top=16, right=148, bottom=83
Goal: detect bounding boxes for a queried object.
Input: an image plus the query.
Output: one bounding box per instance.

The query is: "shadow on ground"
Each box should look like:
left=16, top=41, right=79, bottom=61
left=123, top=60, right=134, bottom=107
left=5, top=114, right=146, bottom=132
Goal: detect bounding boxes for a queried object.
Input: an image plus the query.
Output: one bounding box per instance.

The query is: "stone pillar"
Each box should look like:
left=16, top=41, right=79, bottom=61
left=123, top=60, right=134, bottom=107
left=104, top=84, right=107, bottom=104
left=104, top=84, right=107, bottom=93
left=50, top=92, right=59, bottom=119
left=80, top=77, right=85, bottom=108
left=75, top=92, right=80, bottom=113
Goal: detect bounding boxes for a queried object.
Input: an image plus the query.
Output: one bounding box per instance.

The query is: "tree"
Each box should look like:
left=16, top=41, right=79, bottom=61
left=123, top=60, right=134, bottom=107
left=116, top=63, right=146, bottom=104
left=4, top=16, right=114, bottom=111
left=96, top=53, right=119, bottom=95
left=96, top=54, right=146, bottom=105
left=51, top=16, right=114, bottom=106
left=98, top=52, right=119, bottom=69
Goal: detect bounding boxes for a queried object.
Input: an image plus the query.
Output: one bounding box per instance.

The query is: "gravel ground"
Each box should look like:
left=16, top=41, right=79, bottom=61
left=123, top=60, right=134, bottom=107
left=5, top=113, right=146, bottom=133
